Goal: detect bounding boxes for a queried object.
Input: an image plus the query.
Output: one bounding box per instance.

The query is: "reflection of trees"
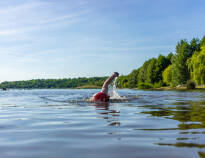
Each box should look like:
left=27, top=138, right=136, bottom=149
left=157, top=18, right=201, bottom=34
left=141, top=100, right=205, bottom=130
left=157, top=142, right=205, bottom=148
left=94, top=103, right=120, bottom=127
left=199, top=152, right=205, bottom=158
left=140, top=99, right=205, bottom=152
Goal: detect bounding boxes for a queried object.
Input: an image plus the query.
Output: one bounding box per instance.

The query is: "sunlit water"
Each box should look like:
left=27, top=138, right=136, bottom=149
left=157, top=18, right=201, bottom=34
left=0, top=89, right=205, bottom=158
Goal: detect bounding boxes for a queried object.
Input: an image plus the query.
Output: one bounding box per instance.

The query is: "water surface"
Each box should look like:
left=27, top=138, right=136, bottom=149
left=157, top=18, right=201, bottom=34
left=0, top=89, right=205, bottom=158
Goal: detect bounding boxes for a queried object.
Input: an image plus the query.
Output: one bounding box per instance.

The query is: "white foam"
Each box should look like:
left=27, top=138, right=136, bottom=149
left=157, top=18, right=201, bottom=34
left=109, top=77, right=125, bottom=99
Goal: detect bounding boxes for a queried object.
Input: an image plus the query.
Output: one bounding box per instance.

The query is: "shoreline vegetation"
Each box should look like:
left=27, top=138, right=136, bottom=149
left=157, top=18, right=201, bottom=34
left=0, top=79, right=205, bottom=91
left=136, top=85, right=205, bottom=91
left=0, top=77, right=108, bottom=89
left=117, top=35, right=205, bottom=91
left=1, top=36, right=205, bottom=91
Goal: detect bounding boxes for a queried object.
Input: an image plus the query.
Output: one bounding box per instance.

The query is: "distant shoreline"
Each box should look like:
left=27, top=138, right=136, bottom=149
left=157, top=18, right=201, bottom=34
left=1, top=86, right=205, bottom=91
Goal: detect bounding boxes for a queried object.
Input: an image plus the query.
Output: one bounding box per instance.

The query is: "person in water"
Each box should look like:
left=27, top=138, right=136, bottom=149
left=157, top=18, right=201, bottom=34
left=89, top=72, right=119, bottom=102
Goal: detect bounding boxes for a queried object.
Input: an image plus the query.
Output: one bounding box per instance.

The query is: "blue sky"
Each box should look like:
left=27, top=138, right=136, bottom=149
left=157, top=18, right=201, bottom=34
left=0, top=0, right=205, bottom=82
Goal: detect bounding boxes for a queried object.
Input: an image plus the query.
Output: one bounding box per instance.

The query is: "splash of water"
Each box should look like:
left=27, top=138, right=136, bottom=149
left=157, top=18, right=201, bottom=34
left=109, top=77, right=123, bottom=99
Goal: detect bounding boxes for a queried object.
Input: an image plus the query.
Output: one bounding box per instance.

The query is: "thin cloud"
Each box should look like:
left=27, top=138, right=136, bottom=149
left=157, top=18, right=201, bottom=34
left=0, top=1, right=91, bottom=38
left=0, top=2, right=50, bottom=14
left=39, top=10, right=91, bottom=24
left=0, top=29, right=22, bottom=36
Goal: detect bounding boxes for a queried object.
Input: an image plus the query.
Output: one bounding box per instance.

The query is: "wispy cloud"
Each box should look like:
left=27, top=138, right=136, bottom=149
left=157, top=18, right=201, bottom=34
left=0, top=2, right=50, bottom=14
left=0, top=0, right=203, bottom=81
left=39, top=10, right=91, bottom=24
left=0, top=29, right=22, bottom=36
left=0, top=1, right=91, bottom=38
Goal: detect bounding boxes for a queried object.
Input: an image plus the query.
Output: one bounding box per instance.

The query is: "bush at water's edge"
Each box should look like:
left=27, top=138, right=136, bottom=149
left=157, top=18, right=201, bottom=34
left=137, top=83, right=153, bottom=89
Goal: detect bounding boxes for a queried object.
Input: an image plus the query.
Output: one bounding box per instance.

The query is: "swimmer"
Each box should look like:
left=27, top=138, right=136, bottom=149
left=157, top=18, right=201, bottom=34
left=89, top=72, right=119, bottom=102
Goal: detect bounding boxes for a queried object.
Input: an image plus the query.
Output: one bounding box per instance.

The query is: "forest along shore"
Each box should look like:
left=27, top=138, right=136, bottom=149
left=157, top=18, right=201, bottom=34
left=117, top=36, right=205, bottom=90
left=0, top=36, right=205, bottom=90
left=134, top=85, right=205, bottom=91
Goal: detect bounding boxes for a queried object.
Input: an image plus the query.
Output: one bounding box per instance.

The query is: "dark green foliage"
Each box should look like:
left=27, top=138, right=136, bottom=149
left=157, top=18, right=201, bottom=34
left=153, top=81, right=163, bottom=88
left=171, top=40, right=190, bottom=86
left=186, top=80, right=196, bottom=89
left=187, top=46, right=205, bottom=85
left=137, top=54, right=171, bottom=86
left=117, top=69, right=140, bottom=88
left=167, top=53, right=174, bottom=62
left=127, top=69, right=140, bottom=88
left=154, top=54, right=171, bottom=83
left=137, top=83, right=153, bottom=89
left=162, top=65, right=172, bottom=86
left=117, top=36, right=205, bottom=89
left=189, top=38, right=201, bottom=57
left=0, top=77, right=107, bottom=89
left=200, top=36, right=205, bottom=47
left=138, top=61, right=149, bottom=83
left=117, top=52, right=173, bottom=89
left=124, top=36, right=204, bottom=89
left=171, top=38, right=203, bottom=86
left=117, top=75, right=128, bottom=88
left=146, top=58, right=157, bottom=84
left=1, top=36, right=204, bottom=90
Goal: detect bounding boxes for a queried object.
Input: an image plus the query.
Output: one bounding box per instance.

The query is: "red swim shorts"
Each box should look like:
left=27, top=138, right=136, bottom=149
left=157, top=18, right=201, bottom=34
left=93, top=92, right=110, bottom=102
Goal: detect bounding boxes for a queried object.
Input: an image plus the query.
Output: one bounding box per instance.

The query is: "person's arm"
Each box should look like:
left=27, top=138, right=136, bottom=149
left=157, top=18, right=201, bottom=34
left=102, top=72, right=119, bottom=94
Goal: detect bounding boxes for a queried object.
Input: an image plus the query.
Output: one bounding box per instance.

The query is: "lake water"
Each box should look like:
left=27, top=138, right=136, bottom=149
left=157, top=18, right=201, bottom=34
left=0, top=89, right=205, bottom=158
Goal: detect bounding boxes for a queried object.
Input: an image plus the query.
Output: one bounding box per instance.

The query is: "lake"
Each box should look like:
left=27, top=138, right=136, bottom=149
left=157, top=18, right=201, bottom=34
left=0, top=89, right=205, bottom=158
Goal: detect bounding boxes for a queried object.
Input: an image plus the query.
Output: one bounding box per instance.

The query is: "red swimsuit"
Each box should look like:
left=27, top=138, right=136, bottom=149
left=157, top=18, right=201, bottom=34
left=93, top=92, right=110, bottom=102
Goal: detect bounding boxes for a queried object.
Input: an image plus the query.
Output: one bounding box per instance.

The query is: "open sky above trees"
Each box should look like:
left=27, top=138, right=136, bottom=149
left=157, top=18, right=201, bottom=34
left=0, top=0, right=205, bottom=82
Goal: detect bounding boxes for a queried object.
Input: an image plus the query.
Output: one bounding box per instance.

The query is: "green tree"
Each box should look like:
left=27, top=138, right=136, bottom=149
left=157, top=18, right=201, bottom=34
left=166, top=53, right=173, bottom=63
left=146, top=58, right=157, bottom=84
left=189, top=38, right=200, bottom=57
left=127, top=69, right=140, bottom=88
left=138, top=61, right=149, bottom=83
left=162, top=65, right=172, bottom=85
left=117, top=75, right=129, bottom=88
left=200, top=36, right=205, bottom=47
left=171, top=40, right=190, bottom=86
left=154, top=55, right=170, bottom=83
left=187, top=46, right=205, bottom=85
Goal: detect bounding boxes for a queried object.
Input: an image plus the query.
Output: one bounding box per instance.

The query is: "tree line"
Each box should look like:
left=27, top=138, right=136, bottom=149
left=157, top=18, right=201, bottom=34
left=0, top=77, right=107, bottom=89
left=1, top=36, right=205, bottom=89
left=117, top=36, right=205, bottom=88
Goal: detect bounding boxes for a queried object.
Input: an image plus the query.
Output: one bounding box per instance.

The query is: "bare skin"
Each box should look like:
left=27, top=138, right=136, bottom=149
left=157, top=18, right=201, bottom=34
left=101, top=72, right=119, bottom=94
left=89, top=72, right=119, bottom=102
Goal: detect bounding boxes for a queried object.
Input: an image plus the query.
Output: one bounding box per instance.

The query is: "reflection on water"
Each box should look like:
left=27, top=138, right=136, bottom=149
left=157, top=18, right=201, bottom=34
left=157, top=142, right=205, bottom=148
left=94, top=102, right=120, bottom=127
left=0, top=89, right=205, bottom=158
left=199, top=152, right=205, bottom=158
left=140, top=100, right=205, bottom=130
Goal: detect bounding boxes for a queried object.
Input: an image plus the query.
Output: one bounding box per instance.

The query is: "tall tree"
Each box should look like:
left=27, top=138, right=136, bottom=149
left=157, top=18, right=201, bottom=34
left=171, top=40, right=190, bottom=86
left=146, top=58, right=157, bottom=84
left=154, top=55, right=170, bottom=83
left=128, top=69, right=140, bottom=88
left=200, top=36, right=205, bottom=47
left=117, top=75, right=129, bottom=88
left=187, top=46, right=205, bottom=85
left=162, top=65, right=172, bottom=85
left=189, top=38, right=200, bottom=57
left=166, top=53, right=174, bottom=63
left=138, top=61, right=149, bottom=83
